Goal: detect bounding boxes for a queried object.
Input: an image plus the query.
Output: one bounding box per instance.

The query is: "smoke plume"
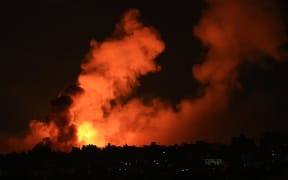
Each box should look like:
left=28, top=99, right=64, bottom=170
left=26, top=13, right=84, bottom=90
left=190, top=0, right=287, bottom=141
left=7, top=0, right=288, bottom=152
left=9, top=9, right=166, bottom=151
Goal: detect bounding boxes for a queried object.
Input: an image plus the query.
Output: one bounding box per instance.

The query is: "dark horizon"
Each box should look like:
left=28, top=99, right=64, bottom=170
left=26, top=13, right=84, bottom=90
left=2, top=131, right=288, bottom=154
left=1, top=132, right=288, bottom=179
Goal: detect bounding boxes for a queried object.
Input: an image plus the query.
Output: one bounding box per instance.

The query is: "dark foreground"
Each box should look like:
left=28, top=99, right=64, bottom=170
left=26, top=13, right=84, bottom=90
left=1, top=133, right=288, bottom=179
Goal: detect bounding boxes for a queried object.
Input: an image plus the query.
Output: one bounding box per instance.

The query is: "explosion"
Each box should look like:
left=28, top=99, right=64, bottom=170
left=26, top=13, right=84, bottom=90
left=77, top=122, right=103, bottom=146
left=7, top=0, right=287, bottom=152
left=14, top=9, right=166, bottom=151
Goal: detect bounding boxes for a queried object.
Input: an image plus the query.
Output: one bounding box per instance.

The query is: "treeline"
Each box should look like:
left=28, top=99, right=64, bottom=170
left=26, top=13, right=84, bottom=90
left=0, top=132, right=288, bottom=179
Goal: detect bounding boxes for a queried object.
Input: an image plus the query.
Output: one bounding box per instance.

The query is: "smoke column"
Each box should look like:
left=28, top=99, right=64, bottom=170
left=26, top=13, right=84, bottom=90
left=71, top=9, right=165, bottom=147
left=7, top=0, right=287, bottom=152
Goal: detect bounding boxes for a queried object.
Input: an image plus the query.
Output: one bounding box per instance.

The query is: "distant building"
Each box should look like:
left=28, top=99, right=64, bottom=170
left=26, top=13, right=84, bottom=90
left=202, top=158, right=224, bottom=166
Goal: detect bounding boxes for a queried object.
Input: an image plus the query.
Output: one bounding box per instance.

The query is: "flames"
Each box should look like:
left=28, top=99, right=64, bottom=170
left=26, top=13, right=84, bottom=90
left=77, top=122, right=103, bottom=146
left=6, top=0, right=288, bottom=152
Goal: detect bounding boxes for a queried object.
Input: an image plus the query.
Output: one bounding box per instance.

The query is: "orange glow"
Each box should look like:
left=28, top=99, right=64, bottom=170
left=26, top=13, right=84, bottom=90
left=68, top=8, right=166, bottom=147
left=7, top=2, right=287, bottom=153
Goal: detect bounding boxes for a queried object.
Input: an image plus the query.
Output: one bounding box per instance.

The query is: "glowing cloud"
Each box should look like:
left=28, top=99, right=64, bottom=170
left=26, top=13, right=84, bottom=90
left=6, top=0, right=287, bottom=152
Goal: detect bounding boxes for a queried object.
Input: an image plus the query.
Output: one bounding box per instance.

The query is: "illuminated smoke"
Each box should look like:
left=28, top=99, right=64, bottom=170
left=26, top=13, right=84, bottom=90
left=72, top=0, right=286, bottom=146
left=9, top=9, right=165, bottom=151
left=72, top=9, right=165, bottom=147
left=193, top=0, right=286, bottom=88
left=7, top=0, right=288, bottom=152
left=191, top=0, right=287, bottom=140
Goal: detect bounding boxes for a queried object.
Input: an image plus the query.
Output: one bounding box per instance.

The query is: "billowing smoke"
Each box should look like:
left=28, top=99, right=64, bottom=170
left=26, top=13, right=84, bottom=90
left=9, top=9, right=166, bottom=151
left=193, top=0, right=286, bottom=89
left=71, top=9, right=165, bottom=147
left=7, top=0, right=287, bottom=152
left=190, top=0, right=287, bottom=140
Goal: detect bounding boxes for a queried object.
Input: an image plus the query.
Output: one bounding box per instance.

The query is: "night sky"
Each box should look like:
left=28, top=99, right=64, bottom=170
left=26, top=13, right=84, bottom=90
left=1, top=0, right=288, bottom=150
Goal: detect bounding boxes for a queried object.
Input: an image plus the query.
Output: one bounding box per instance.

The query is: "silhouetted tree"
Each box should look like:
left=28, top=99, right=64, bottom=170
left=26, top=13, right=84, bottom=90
left=31, top=137, right=52, bottom=154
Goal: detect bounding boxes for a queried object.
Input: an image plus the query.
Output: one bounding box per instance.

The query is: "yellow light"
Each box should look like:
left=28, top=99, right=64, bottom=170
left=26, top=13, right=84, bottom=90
left=77, top=122, right=98, bottom=145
